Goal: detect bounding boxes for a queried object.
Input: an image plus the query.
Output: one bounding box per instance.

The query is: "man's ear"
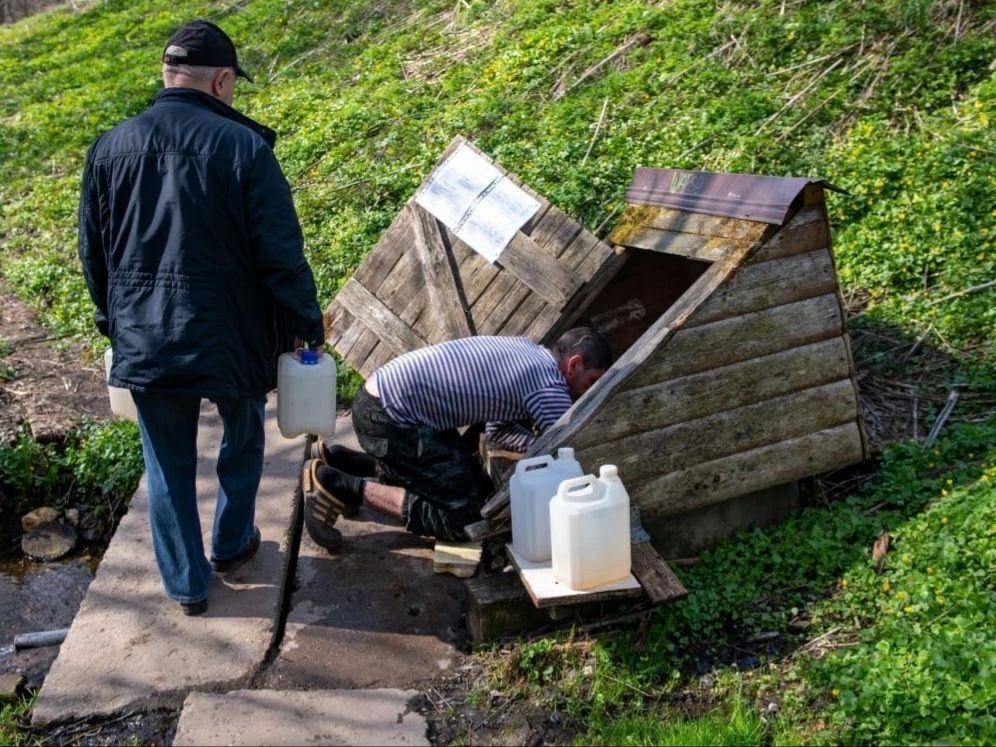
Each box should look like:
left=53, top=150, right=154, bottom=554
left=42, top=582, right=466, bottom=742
left=567, top=354, right=584, bottom=375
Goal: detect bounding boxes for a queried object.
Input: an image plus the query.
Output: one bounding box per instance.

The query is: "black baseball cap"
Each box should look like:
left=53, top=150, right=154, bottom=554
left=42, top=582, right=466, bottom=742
left=163, top=20, right=252, bottom=82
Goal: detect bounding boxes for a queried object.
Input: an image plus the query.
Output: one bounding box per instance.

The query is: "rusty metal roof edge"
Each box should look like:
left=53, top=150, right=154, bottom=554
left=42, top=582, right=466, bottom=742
left=625, top=167, right=839, bottom=226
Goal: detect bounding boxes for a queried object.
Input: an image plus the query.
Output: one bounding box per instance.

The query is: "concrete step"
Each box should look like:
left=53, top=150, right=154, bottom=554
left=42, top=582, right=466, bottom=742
left=172, top=688, right=428, bottom=746
left=32, top=395, right=302, bottom=725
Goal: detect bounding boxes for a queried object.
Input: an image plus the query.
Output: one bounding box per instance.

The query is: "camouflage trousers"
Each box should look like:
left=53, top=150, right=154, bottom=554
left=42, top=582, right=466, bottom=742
left=351, top=387, right=493, bottom=541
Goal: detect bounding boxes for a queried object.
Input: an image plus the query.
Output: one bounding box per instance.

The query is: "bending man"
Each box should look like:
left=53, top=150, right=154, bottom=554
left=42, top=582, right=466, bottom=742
left=302, top=329, right=611, bottom=547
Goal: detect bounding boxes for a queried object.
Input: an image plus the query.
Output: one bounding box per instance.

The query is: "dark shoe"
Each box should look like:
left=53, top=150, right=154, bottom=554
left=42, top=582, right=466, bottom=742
left=302, top=459, right=348, bottom=551
left=181, top=598, right=208, bottom=616
left=310, top=440, right=378, bottom=479
left=210, top=526, right=261, bottom=574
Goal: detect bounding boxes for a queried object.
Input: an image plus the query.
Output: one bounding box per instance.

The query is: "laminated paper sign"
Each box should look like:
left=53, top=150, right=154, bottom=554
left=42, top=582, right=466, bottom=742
left=415, top=143, right=541, bottom=263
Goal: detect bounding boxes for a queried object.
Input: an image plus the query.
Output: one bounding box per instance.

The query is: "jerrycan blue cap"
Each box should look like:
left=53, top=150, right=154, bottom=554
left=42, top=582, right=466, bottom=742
left=299, top=349, right=320, bottom=365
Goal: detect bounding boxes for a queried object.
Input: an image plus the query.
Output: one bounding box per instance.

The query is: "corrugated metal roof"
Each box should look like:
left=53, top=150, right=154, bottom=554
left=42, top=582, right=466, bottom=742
left=625, top=168, right=836, bottom=225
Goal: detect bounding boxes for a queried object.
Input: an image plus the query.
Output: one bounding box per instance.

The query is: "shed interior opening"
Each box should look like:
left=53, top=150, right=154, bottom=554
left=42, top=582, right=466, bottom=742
left=573, top=251, right=710, bottom=357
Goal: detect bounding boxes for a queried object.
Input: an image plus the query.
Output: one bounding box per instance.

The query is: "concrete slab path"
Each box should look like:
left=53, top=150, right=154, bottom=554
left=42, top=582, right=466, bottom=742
left=172, top=688, right=428, bottom=746
left=261, top=415, right=467, bottom=690
left=32, top=395, right=302, bottom=725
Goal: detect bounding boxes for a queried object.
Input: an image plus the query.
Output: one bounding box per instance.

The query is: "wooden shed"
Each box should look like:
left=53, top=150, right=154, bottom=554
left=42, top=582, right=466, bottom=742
left=325, top=135, right=869, bottom=554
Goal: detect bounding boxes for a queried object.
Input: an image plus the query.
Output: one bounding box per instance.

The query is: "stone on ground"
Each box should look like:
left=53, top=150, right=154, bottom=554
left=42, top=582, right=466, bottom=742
left=172, top=688, right=428, bottom=746
left=31, top=396, right=301, bottom=725
left=262, top=414, right=466, bottom=690
left=21, top=521, right=77, bottom=561
left=20, top=507, right=58, bottom=532
left=0, top=673, right=25, bottom=702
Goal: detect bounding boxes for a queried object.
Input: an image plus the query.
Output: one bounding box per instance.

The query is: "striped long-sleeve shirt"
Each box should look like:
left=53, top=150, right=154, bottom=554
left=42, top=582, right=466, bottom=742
left=373, top=336, right=572, bottom=449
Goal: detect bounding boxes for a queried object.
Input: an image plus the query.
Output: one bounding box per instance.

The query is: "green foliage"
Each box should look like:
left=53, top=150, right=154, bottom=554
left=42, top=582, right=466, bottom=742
left=590, top=689, right=766, bottom=746
left=1, top=0, right=995, bottom=393
left=530, top=421, right=996, bottom=744
left=0, top=419, right=143, bottom=519
left=0, top=696, right=37, bottom=747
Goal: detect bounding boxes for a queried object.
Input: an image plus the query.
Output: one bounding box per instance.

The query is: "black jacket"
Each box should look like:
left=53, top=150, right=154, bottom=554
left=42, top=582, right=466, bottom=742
left=78, top=87, right=325, bottom=400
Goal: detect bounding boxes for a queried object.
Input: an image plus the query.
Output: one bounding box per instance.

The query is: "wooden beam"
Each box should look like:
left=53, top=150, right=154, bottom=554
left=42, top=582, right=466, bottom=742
left=498, top=231, right=584, bottom=308
left=575, top=379, right=859, bottom=485
left=407, top=202, right=476, bottom=341
left=631, top=543, right=687, bottom=604
left=620, top=227, right=727, bottom=261
left=749, top=205, right=827, bottom=263
left=480, top=223, right=775, bottom=520
left=610, top=204, right=770, bottom=244
left=574, top=336, right=851, bottom=445
left=625, top=293, right=843, bottom=389
left=688, top=247, right=837, bottom=326
left=334, top=278, right=427, bottom=356
left=635, top=422, right=865, bottom=518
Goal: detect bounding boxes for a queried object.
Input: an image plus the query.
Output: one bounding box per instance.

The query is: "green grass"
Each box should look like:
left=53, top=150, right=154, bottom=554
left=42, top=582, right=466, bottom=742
left=2, top=1, right=996, bottom=743
left=488, top=421, right=996, bottom=745
left=1, top=0, right=994, bottom=388
left=0, top=696, right=37, bottom=747
left=592, top=690, right=766, bottom=746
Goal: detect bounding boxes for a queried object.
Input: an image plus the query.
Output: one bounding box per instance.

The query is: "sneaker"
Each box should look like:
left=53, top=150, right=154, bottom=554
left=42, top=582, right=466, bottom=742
left=180, top=598, right=208, bottom=616
left=210, top=526, right=262, bottom=574
left=302, top=459, right=348, bottom=551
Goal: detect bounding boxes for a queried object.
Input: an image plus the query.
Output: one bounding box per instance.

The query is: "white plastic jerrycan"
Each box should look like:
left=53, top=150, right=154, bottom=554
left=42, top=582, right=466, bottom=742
left=277, top=349, right=336, bottom=438
left=103, top=348, right=138, bottom=422
left=550, top=464, right=631, bottom=590
left=510, top=448, right=583, bottom=562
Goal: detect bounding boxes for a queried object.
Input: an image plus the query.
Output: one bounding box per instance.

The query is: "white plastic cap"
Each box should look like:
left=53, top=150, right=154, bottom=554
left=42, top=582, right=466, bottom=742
left=599, top=464, right=618, bottom=478
left=557, top=447, right=575, bottom=460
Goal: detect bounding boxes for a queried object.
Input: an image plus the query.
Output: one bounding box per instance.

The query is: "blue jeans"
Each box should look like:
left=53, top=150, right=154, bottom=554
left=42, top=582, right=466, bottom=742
left=132, top=391, right=266, bottom=603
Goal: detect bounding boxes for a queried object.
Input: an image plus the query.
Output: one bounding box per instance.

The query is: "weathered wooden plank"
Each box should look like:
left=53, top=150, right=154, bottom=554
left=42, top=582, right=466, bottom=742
left=610, top=204, right=769, bottom=244
left=476, top=211, right=586, bottom=337
left=324, top=300, right=354, bottom=353
left=620, top=227, right=731, bottom=262
left=633, top=422, right=865, bottom=518
left=340, top=247, right=429, bottom=373
left=498, top=232, right=583, bottom=308
left=408, top=203, right=476, bottom=341
left=506, top=544, right=642, bottom=609
left=335, top=278, right=427, bottom=356
left=468, top=207, right=568, bottom=334
left=630, top=542, right=687, bottom=604
left=480, top=224, right=775, bottom=519
left=575, top=379, right=859, bottom=484
left=540, top=248, right=631, bottom=343
left=625, top=293, right=843, bottom=389
left=574, top=336, right=851, bottom=445
left=749, top=205, right=827, bottom=263
left=688, top=248, right=837, bottom=327
left=353, top=212, right=413, bottom=288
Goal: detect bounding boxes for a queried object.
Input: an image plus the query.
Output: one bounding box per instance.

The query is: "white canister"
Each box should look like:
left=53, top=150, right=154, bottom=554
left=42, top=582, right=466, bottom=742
left=510, top=448, right=583, bottom=562
left=277, top=349, right=336, bottom=438
left=550, top=464, right=631, bottom=590
left=103, top=348, right=138, bottom=422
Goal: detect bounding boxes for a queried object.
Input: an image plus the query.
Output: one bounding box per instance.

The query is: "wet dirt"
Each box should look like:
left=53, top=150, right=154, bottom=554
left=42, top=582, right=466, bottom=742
left=0, top=558, right=93, bottom=689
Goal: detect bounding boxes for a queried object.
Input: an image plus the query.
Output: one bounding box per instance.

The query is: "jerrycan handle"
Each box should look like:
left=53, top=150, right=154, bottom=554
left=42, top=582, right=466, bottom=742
left=515, top=455, right=555, bottom=475
left=556, top=474, right=604, bottom=502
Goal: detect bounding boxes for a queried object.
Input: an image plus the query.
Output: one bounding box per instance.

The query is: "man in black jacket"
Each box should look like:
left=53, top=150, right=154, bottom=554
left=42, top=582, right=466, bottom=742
left=78, top=20, right=325, bottom=615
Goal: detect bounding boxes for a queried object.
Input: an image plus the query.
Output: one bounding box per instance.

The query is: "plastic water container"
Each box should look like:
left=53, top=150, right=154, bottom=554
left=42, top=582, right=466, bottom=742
left=510, top=448, right=583, bottom=562
left=103, top=348, right=138, bottom=422
left=550, top=464, right=631, bottom=590
left=277, top=349, right=336, bottom=438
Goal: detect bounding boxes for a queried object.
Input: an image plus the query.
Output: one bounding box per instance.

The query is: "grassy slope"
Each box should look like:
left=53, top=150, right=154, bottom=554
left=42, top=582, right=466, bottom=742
left=1, top=0, right=995, bottom=743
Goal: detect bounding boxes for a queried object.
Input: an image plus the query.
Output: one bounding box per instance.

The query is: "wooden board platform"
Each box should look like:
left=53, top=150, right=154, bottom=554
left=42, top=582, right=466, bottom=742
left=506, top=544, right=641, bottom=609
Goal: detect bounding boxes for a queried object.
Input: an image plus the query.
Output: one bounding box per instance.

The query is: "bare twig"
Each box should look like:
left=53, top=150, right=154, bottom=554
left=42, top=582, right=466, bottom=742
left=754, top=57, right=844, bottom=137
left=554, top=32, right=651, bottom=100
left=581, top=97, right=609, bottom=166
left=924, top=389, right=960, bottom=447
left=927, top=278, right=996, bottom=306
